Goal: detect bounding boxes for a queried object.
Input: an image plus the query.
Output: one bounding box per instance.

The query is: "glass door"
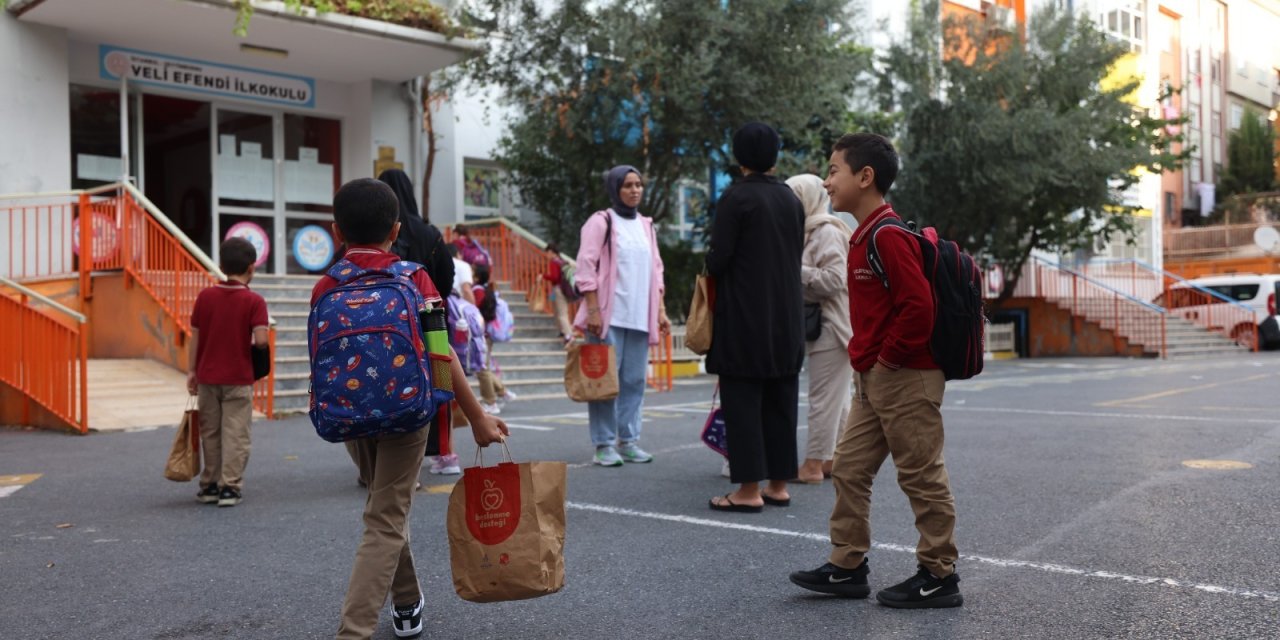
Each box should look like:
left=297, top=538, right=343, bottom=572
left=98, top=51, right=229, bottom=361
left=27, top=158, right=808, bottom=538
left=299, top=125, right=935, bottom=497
left=213, top=106, right=279, bottom=273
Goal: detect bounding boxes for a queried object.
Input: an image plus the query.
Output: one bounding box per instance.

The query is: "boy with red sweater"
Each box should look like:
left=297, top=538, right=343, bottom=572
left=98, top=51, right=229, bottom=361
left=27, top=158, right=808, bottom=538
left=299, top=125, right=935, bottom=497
left=187, top=237, right=269, bottom=508
left=313, top=179, right=509, bottom=639
left=790, top=133, right=962, bottom=609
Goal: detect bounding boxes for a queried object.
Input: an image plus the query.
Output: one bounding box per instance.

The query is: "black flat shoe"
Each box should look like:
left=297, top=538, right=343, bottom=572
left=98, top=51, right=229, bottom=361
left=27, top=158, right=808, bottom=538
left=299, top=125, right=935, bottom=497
left=709, top=494, right=763, bottom=513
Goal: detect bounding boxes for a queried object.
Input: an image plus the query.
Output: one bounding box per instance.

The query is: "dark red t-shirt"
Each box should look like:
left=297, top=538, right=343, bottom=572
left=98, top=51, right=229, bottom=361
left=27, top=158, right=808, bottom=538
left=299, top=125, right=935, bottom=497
left=191, top=281, right=270, bottom=386
left=310, top=247, right=442, bottom=307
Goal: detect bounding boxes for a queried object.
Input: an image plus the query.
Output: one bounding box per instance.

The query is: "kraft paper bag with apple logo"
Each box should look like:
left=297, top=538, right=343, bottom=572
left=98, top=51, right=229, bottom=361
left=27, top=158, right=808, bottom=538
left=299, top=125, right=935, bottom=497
left=447, top=444, right=567, bottom=603
left=563, top=342, right=619, bottom=402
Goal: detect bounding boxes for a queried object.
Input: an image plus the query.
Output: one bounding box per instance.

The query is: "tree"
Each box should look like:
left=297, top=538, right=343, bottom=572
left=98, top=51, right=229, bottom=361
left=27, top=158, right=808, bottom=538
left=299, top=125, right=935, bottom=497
left=1217, top=107, right=1278, bottom=200
left=877, top=1, right=1187, bottom=300
left=460, top=0, right=869, bottom=249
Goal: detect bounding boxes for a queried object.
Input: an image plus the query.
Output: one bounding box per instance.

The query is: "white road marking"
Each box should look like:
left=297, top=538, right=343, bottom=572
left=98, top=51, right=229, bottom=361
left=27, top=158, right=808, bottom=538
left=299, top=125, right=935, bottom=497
left=502, top=423, right=557, bottom=432
left=0, top=486, right=23, bottom=498
left=946, top=406, right=1280, bottom=426
left=565, top=501, right=1280, bottom=603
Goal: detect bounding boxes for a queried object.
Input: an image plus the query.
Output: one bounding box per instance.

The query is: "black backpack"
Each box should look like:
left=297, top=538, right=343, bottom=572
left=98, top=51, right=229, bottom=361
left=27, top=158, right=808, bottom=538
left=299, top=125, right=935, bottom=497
left=866, top=218, right=985, bottom=381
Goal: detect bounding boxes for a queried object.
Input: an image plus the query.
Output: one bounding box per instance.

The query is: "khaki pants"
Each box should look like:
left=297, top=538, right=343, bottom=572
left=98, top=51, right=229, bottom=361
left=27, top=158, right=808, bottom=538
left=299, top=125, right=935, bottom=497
left=476, top=337, right=506, bottom=404
left=804, top=347, right=853, bottom=461
left=551, top=291, right=573, bottom=337
left=196, top=384, right=253, bottom=491
left=828, top=367, right=957, bottom=577
left=337, top=428, right=428, bottom=640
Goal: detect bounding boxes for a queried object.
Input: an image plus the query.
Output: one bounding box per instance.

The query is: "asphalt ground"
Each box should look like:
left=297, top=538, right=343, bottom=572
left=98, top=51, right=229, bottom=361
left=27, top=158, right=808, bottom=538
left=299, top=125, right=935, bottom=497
left=3, top=354, right=1280, bottom=639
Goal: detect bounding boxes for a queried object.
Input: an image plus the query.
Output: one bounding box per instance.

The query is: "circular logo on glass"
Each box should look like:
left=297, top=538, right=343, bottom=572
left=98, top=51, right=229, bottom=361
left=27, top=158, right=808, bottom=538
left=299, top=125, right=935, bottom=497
left=224, top=221, right=271, bottom=267
left=293, top=224, right=335, bottom=272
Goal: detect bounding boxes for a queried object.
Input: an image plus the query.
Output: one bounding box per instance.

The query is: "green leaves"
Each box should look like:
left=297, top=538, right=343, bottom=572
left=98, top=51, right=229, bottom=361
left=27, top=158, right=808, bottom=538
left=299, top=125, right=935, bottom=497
left=1217, top=108, right=1278, bottom=200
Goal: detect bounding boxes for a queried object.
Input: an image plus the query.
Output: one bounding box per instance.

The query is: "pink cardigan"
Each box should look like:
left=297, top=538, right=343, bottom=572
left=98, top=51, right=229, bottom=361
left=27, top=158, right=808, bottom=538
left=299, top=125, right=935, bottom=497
left=573, top=209, right=666, bottom=345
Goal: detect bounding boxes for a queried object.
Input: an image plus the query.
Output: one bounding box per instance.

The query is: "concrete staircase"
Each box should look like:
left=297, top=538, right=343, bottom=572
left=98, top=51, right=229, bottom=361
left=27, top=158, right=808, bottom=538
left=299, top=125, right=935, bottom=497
left=254, top=275, right=568, bottom=415
left=1162, top=316, right=1251, bottom=359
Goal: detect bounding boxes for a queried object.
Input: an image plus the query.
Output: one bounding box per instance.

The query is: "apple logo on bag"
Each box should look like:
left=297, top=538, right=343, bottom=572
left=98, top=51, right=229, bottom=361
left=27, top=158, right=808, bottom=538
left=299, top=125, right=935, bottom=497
left=481, top=479, right=504, bottom=511
left=581, top=345, right=608, bottom=379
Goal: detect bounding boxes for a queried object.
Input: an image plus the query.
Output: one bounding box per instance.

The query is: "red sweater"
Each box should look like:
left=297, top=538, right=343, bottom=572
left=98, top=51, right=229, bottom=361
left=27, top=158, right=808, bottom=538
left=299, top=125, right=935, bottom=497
left=847, top=205, right=938, bottom=372
left=543, top=259, right=563, bottom=285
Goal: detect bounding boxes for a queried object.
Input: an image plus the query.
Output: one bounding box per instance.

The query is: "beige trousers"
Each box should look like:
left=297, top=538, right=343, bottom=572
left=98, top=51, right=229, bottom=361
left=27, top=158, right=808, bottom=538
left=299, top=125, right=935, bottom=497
left=337, top=428, right=428, bottom=640
left=828, top=367, right=957, bottom=578
left=804, top=347, right=853, bottom=460
left=196, top=384, right=253, bottom=491
left=476, top=337, right=506, bottom=404
left=551, top=291, right=573, bottom=337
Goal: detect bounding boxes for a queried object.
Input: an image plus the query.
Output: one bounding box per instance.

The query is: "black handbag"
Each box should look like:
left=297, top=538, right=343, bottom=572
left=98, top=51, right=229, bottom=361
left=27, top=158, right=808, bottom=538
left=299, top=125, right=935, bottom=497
left=804, top=303, right=822, bottom=342
left=251, top=345, right=271, bottom=381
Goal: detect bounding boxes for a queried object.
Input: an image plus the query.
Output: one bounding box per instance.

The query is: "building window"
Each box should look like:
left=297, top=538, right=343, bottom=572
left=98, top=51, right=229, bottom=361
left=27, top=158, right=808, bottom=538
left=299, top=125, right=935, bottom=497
left=1229, top=104, right=1243, bottom=130
left=1100, top=1, right=1145, bottom=52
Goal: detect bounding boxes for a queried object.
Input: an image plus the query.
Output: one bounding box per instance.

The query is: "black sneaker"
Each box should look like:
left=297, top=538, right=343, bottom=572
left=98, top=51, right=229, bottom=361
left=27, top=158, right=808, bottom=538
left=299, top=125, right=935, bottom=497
left=217, top=487, right=242, bottom=508
left=788, top=559, right=870, bottom=598
left=390, top=596, right=424, bottom=637
left=876, top=565, right=963, bottom=609
left=196, top=484, right=220, bottom=504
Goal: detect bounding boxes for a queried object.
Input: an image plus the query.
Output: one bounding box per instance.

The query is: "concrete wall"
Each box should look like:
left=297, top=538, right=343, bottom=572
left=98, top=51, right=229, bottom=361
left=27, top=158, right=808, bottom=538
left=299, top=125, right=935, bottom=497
left=993, top=298, right=1150, bottom=358
left=0, top=16, right=70, bottom=194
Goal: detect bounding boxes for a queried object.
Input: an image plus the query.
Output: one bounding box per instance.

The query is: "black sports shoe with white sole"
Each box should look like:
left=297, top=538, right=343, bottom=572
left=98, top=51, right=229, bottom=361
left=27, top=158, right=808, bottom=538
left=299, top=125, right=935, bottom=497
left=217, top=487, right=241, bottom=507
left=391, top=596, right=424, bottom=637
left=875, top=565, right=963, bottom=609
left=788, top=559, right=870, bottom=598
left=196, top=484, right=220, bottom=504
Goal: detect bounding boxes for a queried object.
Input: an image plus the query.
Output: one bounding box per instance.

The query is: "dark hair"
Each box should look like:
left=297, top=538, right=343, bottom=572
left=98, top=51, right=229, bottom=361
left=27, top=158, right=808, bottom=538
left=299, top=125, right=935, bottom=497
left=474, top=263, right=491, bottom=286
left=832, top=133, right=899, bottom=195
left=333, top=178, right=399, bottom=245
left=220, top=237, right=257, bottom=275
left=446, top=243, right=459, bottom=258
left=545, top=241, right=560, bottom=254
left=454, top=223, right=469, bottom=236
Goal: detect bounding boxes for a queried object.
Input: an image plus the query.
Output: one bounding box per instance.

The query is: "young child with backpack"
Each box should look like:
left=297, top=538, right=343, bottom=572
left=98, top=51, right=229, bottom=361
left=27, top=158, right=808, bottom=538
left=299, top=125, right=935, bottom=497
left=310, top=178, right=508, bottom=639
left=187, top=236, right=269, bottom=508
left=471, top=263, right=517, bottom=414
left=789, top=133, right=965, bottom=609
left=542, top=242, right=575, bottom=345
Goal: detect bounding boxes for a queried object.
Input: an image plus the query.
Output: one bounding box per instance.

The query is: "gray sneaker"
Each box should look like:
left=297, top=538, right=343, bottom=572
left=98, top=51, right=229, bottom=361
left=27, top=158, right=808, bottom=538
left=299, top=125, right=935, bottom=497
left=593, top=446, right=624, bottom=467
left=618, top=442, right=653, bottom=463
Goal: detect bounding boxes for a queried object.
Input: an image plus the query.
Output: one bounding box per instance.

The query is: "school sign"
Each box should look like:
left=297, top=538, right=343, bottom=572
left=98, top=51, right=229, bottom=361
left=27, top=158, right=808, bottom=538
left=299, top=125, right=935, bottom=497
left=99, top=45, right=316, bottom=108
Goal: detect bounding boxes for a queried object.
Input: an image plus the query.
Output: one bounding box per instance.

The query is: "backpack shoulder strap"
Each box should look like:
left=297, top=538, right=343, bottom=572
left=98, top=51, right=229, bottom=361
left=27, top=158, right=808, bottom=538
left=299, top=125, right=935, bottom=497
left=866, top=218, right=913, bottom=290
left=599, top=210, right=613, bottom=253
left=325, top=259, right=366, bottom=285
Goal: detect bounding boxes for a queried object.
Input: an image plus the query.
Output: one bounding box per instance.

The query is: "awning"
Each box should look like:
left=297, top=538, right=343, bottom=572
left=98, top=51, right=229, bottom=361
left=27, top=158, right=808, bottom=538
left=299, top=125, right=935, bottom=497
left=12, top=0, right=480, bottom=83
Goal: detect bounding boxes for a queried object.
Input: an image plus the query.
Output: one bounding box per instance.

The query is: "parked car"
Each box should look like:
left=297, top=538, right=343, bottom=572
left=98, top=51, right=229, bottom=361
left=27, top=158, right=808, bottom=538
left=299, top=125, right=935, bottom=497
left=1156, top=274, right=1280, bottom=349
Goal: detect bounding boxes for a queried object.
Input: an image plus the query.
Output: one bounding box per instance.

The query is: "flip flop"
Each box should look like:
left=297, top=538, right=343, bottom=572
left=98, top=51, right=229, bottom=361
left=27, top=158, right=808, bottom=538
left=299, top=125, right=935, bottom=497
left=762, top=494, right=791, bottom=507
left=709, top=494, right=763, bottom=513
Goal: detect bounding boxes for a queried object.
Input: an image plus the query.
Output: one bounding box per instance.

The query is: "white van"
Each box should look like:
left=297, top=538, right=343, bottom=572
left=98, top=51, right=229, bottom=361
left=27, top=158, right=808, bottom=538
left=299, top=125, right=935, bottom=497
left=1158, top=274, right=1280, bottom=349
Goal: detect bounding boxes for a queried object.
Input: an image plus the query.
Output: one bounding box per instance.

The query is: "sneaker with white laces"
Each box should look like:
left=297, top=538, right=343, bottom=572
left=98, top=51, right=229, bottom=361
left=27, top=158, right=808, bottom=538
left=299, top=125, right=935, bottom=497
left=593, top=446, right=624, bottom=467
left=390, top=595, right=424, bottom=637
left=618, top=442, right=653, bottom=463
left=479, top=402, right=501, bottom=415
left=428, top=453, right=461, bottom=475
left=875, top=565, right=963, bottom=609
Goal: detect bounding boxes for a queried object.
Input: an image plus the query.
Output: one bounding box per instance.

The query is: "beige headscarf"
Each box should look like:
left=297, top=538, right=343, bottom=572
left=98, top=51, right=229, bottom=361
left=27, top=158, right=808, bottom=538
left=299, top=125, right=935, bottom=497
left=786, top=174, right=852, bottom=241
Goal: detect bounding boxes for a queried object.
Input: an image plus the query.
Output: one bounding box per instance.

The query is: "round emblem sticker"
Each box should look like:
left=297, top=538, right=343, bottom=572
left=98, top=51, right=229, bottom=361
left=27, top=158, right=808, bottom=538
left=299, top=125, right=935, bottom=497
left=224, top=221, right=271, bottom=267
left=104, top=51, right=130, bottom=79
left=71, top=212, right=121, bottom=259
left=292, top=224, right=335, bottom=272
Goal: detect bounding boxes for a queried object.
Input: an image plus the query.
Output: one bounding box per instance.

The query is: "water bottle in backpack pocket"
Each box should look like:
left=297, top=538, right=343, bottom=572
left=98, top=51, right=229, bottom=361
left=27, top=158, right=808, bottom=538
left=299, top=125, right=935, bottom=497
left=307, top=259, right=454, bottom=442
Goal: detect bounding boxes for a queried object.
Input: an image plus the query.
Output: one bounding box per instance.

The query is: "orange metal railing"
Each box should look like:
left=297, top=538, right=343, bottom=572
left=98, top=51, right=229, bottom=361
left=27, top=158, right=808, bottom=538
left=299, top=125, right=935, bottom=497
left=0, top=277, right=89, bottom=433
left=1009, top=258, right=1168, bottom=357
left=647, top=331, right=674, bottom=391
left=1078, top=259, right=1258, bottom=351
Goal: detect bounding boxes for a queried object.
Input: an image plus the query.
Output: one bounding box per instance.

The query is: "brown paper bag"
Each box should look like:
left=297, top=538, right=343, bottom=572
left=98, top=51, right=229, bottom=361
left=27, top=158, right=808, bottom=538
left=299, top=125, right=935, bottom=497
left=529, top=280, right=548, bottom=314
left=563, top=342, right=619, bottom=402
left=448, top=449, right=567, bottom=603
left=164, top=403, right=201, bottom=482
left=685, top=273, right=714, bottom=355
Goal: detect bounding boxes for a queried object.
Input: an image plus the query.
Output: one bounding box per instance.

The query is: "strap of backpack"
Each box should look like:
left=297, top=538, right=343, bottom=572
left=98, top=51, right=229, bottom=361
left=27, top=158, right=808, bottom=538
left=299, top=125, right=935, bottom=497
left=600, top=210, right=613, bottom=254
left=866, top=218, right=913, bottom=290
left=325, top=259, right=367, bottom=285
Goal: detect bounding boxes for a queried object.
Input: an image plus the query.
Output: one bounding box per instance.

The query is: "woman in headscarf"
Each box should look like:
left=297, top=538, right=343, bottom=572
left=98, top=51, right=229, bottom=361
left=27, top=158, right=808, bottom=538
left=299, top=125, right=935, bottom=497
left=377, top=168, right=453, bottom=297
left=705, top=122, right=805, bottom=512
left=787, top=174, right=854, bottom=484
left=573, top=165, right=669, bottom=467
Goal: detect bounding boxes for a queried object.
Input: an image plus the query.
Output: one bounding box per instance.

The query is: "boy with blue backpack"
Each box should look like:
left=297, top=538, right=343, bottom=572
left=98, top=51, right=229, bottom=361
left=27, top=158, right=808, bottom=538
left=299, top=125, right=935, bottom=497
left=310, top=178, right=508, bottom=639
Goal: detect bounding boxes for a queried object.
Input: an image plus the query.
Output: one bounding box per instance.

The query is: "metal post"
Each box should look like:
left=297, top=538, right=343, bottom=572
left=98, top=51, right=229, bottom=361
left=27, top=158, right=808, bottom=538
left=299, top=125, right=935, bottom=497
left=119, top=73, right=130, bottom=183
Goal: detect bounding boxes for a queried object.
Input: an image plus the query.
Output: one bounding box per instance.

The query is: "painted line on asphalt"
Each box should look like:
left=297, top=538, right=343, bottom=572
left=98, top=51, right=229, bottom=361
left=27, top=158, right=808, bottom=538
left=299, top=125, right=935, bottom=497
left=564, top=501, right=1280, bottom=603
left=0, top=474, right=42, bottom=498
left=1095, top=373, right=1275, bottom=407
left=502, top=423, right=557, bottom=432
left=945, top=406, right=1280, bottom=426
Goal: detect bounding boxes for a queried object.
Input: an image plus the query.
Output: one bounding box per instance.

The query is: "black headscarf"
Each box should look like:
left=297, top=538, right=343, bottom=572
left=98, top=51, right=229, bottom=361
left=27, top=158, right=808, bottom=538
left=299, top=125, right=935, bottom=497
left=377, top=168, right=454, bottom=296
left=732, top=122, right=781, bottom=173
left=605, top=165, right=641, bottom=219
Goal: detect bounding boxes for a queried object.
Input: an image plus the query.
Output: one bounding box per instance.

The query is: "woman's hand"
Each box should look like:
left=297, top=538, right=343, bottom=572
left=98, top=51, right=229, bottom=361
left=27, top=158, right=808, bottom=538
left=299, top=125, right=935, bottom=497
left=586, top=307, right=603, bottom=336
left=658, top=309, right=671, bottom=335
left=472, top=414, right=510, bottom=447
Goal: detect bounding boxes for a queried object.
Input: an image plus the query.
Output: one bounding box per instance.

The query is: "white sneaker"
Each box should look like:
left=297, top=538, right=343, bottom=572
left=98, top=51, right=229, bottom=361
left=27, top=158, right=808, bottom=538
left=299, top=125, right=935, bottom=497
left=390, top=596, right=424, bottom=638
left=480, top=402, right=501, bottom=415
left=721, top=459, right=731, bottom=478
left=428, top=454, right=461, bottom=475
left=502, top=389, right=520, bottom=402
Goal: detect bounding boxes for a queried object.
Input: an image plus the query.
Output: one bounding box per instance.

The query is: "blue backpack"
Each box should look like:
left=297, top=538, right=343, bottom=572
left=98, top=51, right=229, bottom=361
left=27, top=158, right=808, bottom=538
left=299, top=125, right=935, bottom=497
left=308, top=259, right=453, bottom=443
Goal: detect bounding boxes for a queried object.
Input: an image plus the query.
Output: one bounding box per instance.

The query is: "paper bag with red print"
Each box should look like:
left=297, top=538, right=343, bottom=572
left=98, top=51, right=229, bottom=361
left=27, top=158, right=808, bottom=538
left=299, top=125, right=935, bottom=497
left=563, top=342, right=618, bottom=403
left=448, top=448, right=567, bottom=603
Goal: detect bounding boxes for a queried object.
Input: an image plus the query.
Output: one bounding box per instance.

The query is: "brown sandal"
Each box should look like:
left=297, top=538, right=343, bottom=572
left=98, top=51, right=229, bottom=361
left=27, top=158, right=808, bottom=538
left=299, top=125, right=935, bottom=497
left=708, top=494, right=763, bottom=513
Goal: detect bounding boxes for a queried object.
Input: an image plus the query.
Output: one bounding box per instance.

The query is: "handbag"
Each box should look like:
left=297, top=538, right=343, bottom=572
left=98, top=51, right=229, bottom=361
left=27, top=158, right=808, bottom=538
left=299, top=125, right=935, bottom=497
left=804, top=302, right=823, bottom=342
left=251, top=344, right=271, bottom=381
left=448, top=443, right=567, bottom=602
left=164, top=398, right=201, bottom=482
left=685, top=270, right=714, bottom=355
left=700, top=384, right=727, bottom=458
left=563, top=342, right=619, bottom=402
